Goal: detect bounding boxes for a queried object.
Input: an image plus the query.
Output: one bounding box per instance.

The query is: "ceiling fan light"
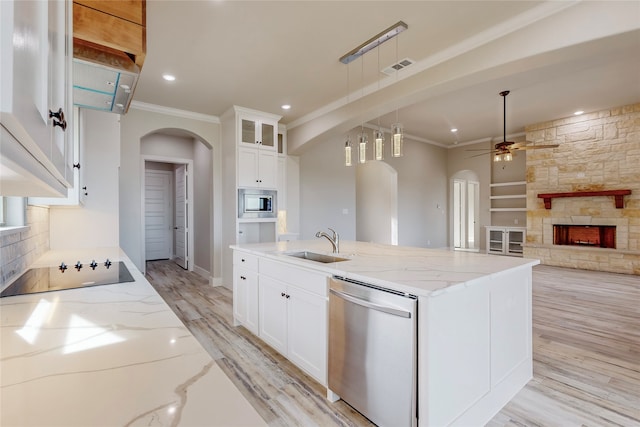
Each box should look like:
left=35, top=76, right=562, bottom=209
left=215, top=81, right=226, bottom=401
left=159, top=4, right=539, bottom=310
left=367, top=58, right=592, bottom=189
left=494, top=153, right=503, bottom=162
left=503, top=152, right=513, bottom=161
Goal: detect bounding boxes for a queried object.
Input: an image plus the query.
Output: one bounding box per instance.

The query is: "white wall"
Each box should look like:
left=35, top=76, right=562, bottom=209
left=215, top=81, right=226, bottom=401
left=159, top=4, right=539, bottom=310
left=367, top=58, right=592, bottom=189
left=299, top=133, right=448, bottom=248
left=119, top=107, right=221, bottom=278
left=193, top=139, right=212, bottom=272
left=299, top=134, right=356, bottom=241
left=447, top=141, right=492, bottom=251
left=50, top=109, right=120, bottom=249
left=386, top=137, right=448, bottom=248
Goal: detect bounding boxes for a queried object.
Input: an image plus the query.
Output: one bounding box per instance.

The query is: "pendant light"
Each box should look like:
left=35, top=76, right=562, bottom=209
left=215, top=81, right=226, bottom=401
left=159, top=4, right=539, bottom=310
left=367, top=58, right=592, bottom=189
left=345, top=135, right=353, bottom=166
left=344, top=58, right=353, bottom=167
left=373, top=128, right=384, bottom=160
left=391, top=35, right=404, bottom=157
left=340, top=21, right=408, bottom=166
left=358, top=132, right=368, bottom=163
left=357, top=53, right=368, bottom=164
left=373, top=44, right=384, bottom=161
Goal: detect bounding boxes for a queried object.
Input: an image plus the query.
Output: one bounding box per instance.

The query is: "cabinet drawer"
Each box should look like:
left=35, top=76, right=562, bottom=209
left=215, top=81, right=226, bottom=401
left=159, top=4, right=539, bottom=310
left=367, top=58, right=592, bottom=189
left=260, top=258, right=328, bottom=297
left=234, top=251, right=259, bottom=271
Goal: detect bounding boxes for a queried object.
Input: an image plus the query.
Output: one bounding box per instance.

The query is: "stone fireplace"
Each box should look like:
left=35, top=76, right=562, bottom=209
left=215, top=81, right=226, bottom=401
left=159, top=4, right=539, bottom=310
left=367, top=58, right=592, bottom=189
left=523, top=103, right=640, bottom=275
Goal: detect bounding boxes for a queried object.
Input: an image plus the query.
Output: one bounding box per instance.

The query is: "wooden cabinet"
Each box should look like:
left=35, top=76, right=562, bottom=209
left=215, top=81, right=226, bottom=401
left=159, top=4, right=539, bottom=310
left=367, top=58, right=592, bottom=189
left=238, top=147, right=277, bottom=188
left=1, top=0, right=74, bottom=197
left=233, top=252, right=259, bottom=335
left=486, top=226, right=525, bottom=256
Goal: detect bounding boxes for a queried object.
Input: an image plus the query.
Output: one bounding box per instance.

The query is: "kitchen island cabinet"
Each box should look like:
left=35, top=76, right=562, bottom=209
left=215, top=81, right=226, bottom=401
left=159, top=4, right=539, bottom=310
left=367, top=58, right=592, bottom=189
left=231, top=240, right=539, bottom=427
left=0, top=248, right=265, bottom=427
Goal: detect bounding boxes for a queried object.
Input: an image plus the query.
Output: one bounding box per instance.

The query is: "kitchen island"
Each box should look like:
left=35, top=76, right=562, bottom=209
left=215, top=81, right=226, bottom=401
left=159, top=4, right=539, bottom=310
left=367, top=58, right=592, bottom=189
left=231, top=240, right=540, bottom=427
left=0, top=248, right=265, bottom=427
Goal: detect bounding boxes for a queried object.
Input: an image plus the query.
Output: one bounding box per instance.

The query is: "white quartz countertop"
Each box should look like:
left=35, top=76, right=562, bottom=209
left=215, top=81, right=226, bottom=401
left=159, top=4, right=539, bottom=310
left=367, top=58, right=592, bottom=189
left=231, top=240, right=540, bottom=297
left=0, top=248, right=265, bottom=427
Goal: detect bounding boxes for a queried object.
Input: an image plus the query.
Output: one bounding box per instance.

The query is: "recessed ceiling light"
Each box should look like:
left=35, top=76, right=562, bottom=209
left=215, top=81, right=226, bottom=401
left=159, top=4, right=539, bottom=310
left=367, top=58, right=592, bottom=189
left=450, top=128, right=458, bottom=133
left=281, top=104, right=291, bottom=110
left=162, top=74, right=176, bottom=81
left=574, top=110, right=584, bottom=115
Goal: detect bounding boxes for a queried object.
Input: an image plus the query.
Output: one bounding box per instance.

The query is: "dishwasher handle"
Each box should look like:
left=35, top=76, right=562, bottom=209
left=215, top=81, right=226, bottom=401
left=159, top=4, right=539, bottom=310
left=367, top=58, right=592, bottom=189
left=330, top=288, right=412, bottom=318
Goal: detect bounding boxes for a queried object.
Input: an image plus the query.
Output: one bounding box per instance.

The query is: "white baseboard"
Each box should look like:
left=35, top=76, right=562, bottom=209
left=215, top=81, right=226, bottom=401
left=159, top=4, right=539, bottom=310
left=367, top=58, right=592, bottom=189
left=211, top=276, right=223, bottom=287
left=193, top=265, right=209, bottom=280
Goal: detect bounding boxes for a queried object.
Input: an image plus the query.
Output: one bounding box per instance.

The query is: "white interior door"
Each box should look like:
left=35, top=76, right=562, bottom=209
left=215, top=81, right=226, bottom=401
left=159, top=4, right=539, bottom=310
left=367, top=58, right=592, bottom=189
left=453, top=179, right=479, bottom=250
left=144, top=170, right=172, bottom=260
left=174, top=164, right=188, bottom=269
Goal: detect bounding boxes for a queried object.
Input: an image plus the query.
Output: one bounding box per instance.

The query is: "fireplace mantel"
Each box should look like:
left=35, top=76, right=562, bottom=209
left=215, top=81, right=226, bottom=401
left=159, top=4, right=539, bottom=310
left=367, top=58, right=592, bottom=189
left=537, top=189, right=632, bottom=209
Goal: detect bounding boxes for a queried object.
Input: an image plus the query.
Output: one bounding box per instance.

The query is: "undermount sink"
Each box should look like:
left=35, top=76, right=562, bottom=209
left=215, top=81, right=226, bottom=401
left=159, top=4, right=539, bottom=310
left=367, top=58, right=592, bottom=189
left=286, top=251, right=349, bottom=263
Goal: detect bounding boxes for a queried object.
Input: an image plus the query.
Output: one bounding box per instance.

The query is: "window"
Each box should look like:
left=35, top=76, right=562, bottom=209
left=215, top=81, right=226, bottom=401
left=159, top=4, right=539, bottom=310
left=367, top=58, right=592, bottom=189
left=0, top=197, right=26, bottom=230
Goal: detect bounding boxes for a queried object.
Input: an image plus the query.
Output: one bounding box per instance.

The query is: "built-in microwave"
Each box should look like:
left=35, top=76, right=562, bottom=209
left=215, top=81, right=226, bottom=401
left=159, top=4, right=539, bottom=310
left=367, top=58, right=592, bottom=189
left=238, top=188, right=277, bottom=219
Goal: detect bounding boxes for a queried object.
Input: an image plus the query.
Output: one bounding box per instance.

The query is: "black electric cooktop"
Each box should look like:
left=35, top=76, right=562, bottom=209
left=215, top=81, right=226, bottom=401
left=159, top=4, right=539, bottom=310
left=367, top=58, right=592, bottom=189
left=0, top=261, right=134, bottom=298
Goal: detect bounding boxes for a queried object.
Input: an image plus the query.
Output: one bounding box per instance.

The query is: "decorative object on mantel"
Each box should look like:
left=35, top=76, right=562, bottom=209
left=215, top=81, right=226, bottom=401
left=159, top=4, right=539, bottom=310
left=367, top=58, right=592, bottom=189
left=537, top=189, right=632, bottom=209
left=467, top=90, right=559, bottom=161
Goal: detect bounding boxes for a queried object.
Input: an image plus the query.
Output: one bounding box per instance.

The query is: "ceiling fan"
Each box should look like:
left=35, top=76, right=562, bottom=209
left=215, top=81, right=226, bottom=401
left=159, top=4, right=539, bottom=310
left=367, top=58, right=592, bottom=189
left=467, top=90, right=559, bottom=161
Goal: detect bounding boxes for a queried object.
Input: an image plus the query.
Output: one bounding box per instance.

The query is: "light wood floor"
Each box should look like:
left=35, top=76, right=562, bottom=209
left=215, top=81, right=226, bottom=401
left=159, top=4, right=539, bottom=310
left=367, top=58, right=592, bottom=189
left=146, top=261, right=640, bottom=427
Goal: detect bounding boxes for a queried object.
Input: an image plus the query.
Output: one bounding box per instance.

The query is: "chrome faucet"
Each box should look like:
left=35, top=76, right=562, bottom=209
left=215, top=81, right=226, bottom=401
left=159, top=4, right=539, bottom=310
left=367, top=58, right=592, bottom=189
left=316, top=228, right=340, bottom=253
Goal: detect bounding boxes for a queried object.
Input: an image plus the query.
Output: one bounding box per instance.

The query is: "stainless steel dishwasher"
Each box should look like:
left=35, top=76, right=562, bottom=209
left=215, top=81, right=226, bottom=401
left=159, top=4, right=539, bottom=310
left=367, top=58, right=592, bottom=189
left=328, top=276, right=418, bottom=427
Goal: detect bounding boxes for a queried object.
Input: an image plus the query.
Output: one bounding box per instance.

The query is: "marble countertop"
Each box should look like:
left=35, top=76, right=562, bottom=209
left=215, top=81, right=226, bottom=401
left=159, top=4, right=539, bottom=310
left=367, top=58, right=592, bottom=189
left=0, top=248, right=265, bottom=427
left=232, top=240, right=540, bottom=297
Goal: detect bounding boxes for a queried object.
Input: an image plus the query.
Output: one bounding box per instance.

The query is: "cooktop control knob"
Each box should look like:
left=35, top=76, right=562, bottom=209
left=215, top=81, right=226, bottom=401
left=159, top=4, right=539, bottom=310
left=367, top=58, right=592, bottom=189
left=75, top=261, right=83, bottom=271
left=105, top=259, right=112, bottom=268
left=90, top=260, right=98, bottom=270
left=59, top=262, right=67, bottom=272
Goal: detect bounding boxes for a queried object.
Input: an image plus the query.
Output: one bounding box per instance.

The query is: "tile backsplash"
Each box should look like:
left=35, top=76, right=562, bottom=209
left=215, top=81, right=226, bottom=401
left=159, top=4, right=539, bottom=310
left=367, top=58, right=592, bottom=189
left=0, top=205, right=50, bottom=287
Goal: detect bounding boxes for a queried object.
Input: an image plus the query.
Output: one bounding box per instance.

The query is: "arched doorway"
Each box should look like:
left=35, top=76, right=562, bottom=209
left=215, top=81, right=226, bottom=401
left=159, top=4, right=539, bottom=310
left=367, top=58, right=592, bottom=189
left=356, top=161, right=398, bottom=245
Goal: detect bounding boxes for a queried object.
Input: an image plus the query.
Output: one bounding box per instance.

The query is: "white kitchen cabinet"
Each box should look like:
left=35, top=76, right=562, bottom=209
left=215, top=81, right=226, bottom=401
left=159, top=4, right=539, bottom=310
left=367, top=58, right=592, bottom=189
left=486, top=226, right=525, bottom=256
left=29, top=108, right=85, bottom=206
left=1, top=0, right=73, bottom=196
left=258, top=273, right=328, bottom=385
left=233, top=252, right=260, bottom=335
left=239, top=115, right=277, bottom=150
left=238, top=147, right=277, bottom=189
left=232, top=251, right=329, bottom=385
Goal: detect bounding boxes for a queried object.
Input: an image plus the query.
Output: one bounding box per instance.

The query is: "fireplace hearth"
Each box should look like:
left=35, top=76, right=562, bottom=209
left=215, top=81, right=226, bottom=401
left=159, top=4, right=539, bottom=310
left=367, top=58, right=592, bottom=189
left=553, top=225, right=616, bottom=249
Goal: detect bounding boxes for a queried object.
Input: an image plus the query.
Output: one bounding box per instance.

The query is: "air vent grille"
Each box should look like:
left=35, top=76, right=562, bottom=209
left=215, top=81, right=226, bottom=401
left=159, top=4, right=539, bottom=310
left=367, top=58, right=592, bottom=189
left=382, top=58, right=415, bottom=75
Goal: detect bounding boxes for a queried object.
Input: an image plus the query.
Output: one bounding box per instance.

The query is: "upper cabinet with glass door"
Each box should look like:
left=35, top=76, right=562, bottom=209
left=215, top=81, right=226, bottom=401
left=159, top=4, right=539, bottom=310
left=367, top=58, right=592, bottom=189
left=239, top=113, right=278, bottom=151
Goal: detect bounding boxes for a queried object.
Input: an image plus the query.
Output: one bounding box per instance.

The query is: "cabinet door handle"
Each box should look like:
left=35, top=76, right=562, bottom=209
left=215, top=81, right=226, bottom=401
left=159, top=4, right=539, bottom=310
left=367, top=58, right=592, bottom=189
left=281, top=292, right=286, bottom=297
left=240, top=276, right=246, bottom=280
left=286, top=294, right=290, bottom=299
left=241, top=258, right=245, bottom=262
left=52, top=119, right=67, bottom=131
left=49, top=108, right=65, bottom=122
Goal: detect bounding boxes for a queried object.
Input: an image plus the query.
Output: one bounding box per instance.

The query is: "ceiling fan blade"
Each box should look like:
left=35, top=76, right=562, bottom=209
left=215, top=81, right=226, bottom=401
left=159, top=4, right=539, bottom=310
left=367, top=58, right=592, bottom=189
left=515, top=144, right=560, bottom=150
left=465, top=148, right=495, bottom=151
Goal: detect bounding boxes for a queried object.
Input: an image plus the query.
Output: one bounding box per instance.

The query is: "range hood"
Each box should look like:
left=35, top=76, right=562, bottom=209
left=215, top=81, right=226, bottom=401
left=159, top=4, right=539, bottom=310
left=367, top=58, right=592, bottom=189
left=73, top=40, right=140, bottom=114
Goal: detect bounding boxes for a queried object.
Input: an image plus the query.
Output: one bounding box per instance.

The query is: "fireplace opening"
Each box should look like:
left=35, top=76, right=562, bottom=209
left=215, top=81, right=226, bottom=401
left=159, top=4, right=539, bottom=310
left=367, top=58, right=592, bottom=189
left=553, top=225, right=616, bottom=249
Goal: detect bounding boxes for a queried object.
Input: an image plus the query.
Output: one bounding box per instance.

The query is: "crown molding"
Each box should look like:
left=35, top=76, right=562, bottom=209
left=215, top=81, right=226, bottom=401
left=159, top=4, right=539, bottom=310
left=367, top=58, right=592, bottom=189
left=130, top=101, right=220, bottom=124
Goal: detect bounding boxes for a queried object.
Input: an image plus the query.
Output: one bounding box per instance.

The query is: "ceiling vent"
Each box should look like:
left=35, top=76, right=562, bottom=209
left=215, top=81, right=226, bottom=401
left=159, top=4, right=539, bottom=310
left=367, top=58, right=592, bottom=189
left=382, top=58, right=415, bottom=75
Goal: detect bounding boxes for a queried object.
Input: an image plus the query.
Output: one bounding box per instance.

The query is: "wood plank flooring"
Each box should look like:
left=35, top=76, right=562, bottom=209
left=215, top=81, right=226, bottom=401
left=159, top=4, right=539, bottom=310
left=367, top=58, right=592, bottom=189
left=146, top=261, right=640, bottom=426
